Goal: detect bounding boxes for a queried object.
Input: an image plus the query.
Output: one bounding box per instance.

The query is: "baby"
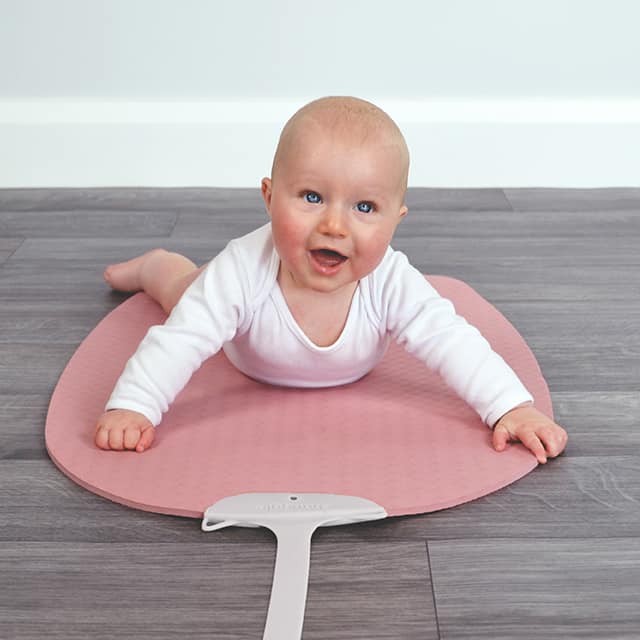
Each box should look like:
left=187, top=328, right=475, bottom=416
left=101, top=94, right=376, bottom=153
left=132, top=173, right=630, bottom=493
left=95, top=96, right=568, bottom=463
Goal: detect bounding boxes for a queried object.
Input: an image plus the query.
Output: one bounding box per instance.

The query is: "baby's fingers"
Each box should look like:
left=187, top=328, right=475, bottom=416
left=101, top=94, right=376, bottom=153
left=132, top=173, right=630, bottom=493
left=136, top=426, right=155, bottom=453
left=108, top=427, right=126, bottom=451
left=492, top=424, right=511, bottom=452
left=123, top=427, right=142, bottom=451
left=519, top=430, right=548, bottom=464
left=537, top=425, right=568, bottom=459
left=94, top=425, right=111, bottom=450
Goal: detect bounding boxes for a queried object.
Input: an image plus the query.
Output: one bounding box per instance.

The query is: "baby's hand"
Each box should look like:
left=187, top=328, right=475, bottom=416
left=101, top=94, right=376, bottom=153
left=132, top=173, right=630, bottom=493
left=492, top=405, right=568, bottom=464
left=94, top=408, right=155, bottom=453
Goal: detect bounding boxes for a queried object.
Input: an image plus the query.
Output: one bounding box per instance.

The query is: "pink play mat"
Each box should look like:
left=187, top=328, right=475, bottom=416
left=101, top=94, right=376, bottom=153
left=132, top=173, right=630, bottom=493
left=46, top=276, right=551, bottom=519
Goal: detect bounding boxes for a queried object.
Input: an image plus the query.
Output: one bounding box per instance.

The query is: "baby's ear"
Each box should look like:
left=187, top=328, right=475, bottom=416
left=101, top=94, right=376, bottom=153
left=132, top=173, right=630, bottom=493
left=261, top=178, right=273, bottom=212
left=399, top=205, right=408, bottom=219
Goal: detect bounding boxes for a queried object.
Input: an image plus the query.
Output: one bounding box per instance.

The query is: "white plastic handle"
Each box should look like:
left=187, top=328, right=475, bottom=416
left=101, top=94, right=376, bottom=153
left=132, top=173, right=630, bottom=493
left=263, top=520, right=317, bottom=638
left=201, top=493, right=387, bottom=639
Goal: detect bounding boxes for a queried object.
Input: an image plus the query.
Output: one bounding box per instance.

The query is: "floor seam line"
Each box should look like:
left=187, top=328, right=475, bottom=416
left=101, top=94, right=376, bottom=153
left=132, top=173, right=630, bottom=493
left=425, top=539, right=442, bottom=640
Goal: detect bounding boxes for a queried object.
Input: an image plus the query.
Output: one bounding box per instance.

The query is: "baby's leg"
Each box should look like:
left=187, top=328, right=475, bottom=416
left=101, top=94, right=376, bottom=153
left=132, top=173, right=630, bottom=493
left=104, top=249, right=206, bottom=314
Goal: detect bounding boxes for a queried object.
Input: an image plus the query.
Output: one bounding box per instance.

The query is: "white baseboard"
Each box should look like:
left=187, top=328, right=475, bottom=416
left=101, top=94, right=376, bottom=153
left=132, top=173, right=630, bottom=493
left=2, top=99, right=640, bottom=188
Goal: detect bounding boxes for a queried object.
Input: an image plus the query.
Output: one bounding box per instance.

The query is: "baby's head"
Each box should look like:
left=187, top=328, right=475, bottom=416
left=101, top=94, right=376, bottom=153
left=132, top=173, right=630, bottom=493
left=270, top=96, right=409, bottom=195
left=262, top=96, right=410, bottom=295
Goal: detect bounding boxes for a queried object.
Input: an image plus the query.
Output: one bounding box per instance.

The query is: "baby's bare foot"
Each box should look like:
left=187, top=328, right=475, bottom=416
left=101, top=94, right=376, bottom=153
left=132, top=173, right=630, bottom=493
left=103, top=249, right=165, bottom=292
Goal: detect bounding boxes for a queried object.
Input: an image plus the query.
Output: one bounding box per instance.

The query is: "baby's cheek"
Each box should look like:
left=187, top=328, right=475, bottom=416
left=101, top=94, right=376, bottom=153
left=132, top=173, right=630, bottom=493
left=357, top=234, right=392, bottom=274
left=272, top=217, right=302, bottom=258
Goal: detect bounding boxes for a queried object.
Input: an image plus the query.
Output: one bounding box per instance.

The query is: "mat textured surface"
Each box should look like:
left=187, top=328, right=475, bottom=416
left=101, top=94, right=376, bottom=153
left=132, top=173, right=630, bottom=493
left=46, top=276, right=551, bottom=519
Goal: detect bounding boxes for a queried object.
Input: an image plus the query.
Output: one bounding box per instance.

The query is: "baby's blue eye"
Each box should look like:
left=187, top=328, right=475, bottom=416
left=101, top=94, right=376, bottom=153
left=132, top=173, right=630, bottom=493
left=304, top=192, right=321, bottom=204
left=356, top=202, right=374, bottom=214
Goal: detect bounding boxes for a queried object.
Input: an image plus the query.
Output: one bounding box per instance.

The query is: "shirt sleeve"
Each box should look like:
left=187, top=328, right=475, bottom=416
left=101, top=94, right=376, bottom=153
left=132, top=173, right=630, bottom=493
left=105, top=241, right=251, bottom=426
left=378, top=250, right=534, bottom=427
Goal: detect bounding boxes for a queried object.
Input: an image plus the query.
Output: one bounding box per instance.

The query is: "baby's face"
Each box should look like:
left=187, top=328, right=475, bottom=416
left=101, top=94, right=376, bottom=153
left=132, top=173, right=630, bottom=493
left=262, top=122, right=408, bottom=296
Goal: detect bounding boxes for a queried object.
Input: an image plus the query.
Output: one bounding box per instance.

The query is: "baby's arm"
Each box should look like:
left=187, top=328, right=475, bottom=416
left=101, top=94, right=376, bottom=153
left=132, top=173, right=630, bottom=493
left=95, top=408, right=155, bottom=452
left=378, top=253, right=568, bottom=462
left=492, top=404, right=568, bottom=464
left=98, top=240, right=250, bottom=448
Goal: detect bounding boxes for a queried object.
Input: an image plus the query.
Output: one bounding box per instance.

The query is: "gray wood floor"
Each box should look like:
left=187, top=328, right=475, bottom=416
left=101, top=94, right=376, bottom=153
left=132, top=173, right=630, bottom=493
left=1, top=187, right=639, bottom=639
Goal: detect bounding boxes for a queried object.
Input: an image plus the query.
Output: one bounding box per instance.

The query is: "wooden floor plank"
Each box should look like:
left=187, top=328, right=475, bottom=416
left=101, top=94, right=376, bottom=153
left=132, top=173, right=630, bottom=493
left=405, top=188, right=513, bottom=211
left=428, top=537, right=640, bottom=639
left=504, top=187, right=640, bottom=211
left=0, top=210, right=177, bottom=238
left=0, top=187, right=240, bottom=212
left=10, top=237, right=220, bottom=265
left=550, top=392, right=640, bottom=457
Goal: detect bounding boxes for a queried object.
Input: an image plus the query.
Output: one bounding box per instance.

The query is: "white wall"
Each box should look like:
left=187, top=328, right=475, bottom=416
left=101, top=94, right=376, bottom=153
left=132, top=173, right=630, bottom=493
left=1, top=0, right=639, bottom=187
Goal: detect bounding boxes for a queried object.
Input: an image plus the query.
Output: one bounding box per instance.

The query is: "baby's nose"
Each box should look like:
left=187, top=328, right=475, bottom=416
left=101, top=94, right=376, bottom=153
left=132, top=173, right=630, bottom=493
left=317, top=206, right=348, bottom=237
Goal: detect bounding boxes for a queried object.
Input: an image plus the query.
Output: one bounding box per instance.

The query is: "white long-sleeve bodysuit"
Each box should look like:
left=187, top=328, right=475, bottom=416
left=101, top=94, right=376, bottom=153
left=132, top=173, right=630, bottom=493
left=106, top=223, right=533, bottom=427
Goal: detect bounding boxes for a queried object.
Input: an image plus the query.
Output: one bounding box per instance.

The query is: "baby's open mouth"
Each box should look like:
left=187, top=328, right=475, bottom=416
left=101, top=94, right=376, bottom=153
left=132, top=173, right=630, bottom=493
left=310, top=248, right=348, bottom=268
